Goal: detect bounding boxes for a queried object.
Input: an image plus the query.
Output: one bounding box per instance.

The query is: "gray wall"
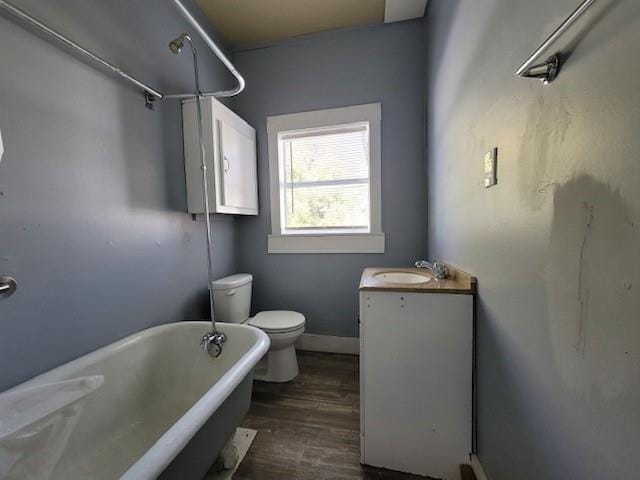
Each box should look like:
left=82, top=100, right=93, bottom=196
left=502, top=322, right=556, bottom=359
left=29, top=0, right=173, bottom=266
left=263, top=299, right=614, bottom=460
left=425, top=0, right=640, bottom=478
left=0, top=0, right=237, bottom=391
left=232, top=21, right=428, bottom=337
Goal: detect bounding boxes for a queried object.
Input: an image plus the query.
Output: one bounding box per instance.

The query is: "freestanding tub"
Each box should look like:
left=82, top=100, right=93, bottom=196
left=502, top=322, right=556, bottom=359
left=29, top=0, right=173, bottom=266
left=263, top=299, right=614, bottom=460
left=0, top=321, right=269, bottom=480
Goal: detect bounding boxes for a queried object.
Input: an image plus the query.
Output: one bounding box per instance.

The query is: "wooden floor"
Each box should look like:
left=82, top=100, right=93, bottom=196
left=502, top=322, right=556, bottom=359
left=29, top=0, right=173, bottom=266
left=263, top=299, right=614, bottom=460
left=234, top=351, right=427, bottom=480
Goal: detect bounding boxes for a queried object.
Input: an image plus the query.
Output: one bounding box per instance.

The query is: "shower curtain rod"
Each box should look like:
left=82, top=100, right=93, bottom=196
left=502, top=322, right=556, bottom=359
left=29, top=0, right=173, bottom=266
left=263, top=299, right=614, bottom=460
left=0, top=0, right=245, bottom=106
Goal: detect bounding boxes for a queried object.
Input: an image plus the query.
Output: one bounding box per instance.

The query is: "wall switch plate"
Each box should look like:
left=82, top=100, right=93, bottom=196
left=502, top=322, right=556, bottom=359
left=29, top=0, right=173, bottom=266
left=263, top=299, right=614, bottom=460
left=484, top=147, right=497, bottom=188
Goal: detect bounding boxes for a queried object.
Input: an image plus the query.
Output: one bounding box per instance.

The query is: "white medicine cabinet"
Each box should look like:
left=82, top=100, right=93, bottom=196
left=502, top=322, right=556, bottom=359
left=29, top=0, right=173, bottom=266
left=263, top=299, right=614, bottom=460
left=182, top=97, right=258, bottom=215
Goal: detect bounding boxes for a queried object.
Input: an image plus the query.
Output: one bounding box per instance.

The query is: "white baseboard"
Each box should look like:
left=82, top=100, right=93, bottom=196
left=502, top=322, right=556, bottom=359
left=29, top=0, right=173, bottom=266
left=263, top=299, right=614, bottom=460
left=295, top=334, right=359, bottom=355
left=470, top=454, right=489, bottom=480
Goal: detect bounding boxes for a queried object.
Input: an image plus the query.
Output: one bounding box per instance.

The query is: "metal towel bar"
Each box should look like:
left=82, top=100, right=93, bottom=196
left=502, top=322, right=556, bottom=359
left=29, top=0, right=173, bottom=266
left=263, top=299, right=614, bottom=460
left=516, top=0, right=599, bottom=84
left=0, top=0, right=245, bottom=106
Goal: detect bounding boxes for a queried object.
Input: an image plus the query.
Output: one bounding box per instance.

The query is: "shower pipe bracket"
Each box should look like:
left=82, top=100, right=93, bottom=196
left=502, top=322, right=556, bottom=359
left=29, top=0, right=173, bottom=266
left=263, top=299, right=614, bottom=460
left=144, top=91, right=157, bottom=110
left=0, top=0, right=245, bottom=106
left=516, top=0, right=599, bottom=84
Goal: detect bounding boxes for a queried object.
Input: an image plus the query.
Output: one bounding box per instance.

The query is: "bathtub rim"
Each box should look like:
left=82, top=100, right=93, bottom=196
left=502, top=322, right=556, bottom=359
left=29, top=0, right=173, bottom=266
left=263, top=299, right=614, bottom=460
left=3, top=321, right=269, bottom=480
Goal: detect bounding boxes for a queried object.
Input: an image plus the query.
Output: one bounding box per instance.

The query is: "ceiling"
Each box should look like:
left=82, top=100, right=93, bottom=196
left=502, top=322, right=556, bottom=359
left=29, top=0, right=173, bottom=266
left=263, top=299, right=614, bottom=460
left=196, top=0, right=427, bottom=48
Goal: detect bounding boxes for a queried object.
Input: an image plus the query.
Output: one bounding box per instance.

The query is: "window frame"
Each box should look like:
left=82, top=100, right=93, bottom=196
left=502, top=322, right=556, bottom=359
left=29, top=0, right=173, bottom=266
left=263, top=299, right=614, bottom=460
left=267, top=103, right=384, bottom=254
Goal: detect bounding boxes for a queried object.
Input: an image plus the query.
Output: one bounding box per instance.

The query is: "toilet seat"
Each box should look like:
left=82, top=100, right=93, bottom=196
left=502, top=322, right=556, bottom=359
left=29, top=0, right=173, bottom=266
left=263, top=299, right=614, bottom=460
left=249, top=311, right=305, bottom=334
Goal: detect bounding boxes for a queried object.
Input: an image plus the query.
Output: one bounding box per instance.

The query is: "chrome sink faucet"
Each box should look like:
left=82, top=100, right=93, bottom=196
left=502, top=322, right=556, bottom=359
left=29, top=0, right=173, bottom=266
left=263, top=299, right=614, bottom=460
left=415, top=260, right=449, bottom=280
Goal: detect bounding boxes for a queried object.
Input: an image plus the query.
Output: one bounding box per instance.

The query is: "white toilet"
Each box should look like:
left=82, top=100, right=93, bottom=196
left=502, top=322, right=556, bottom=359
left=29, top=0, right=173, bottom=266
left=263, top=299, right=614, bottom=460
left=211, top=273, right=305, bottom=383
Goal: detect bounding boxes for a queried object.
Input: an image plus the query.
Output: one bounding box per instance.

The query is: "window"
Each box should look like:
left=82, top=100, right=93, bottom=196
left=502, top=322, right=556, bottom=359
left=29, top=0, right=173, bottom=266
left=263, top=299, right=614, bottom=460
left=280, top=122, right=370, bottom=234
left=267, top=104, right=384, bottom=253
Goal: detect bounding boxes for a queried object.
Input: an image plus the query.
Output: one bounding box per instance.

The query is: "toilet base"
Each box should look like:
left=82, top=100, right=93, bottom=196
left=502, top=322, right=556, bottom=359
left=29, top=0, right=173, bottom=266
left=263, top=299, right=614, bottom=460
left=253, top=345, right=299, bottom=383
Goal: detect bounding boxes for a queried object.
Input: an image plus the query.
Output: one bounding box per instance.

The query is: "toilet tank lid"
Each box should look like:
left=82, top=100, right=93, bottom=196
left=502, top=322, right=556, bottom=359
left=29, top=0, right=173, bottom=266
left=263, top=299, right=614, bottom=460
left=211, top=273, right=253, bottom=290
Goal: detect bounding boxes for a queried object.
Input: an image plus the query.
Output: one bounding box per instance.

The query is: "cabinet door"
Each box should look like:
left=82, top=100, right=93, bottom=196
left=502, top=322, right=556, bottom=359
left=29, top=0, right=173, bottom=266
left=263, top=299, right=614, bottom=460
left=218, top=120, right=258, bottom=213
left=182, top=97, right=258, bottom=215
left=360, top=291, right=472, bottom=480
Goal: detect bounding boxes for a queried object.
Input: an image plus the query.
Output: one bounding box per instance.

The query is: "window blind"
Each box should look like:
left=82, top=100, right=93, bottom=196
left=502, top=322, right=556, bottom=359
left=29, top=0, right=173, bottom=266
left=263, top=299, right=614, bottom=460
left=280, top=122, right=371, bottom=233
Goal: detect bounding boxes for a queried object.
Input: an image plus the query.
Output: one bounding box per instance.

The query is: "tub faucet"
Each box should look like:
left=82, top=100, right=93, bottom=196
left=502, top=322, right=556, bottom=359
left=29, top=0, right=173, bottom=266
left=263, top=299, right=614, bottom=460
left=201, top=331, right=226, bottom=358
left=415, top=260, right=449, bottom=280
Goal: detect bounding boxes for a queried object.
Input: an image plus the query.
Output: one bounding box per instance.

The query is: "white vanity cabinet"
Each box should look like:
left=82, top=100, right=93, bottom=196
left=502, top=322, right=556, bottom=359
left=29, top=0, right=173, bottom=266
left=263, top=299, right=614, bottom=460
left=359, top=267, right=476, bottom=480
left=182, top=97, right=258, bottom=215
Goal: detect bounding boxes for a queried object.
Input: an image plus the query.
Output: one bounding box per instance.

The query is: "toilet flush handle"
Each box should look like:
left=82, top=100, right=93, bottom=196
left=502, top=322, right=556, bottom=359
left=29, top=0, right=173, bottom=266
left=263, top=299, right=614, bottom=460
left=226, top=289, right=236, bottom=296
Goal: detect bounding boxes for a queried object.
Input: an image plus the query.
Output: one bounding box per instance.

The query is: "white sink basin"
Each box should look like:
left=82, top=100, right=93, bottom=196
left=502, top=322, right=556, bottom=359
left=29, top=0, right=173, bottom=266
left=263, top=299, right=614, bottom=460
left=374, top=271, right=431, bottom=284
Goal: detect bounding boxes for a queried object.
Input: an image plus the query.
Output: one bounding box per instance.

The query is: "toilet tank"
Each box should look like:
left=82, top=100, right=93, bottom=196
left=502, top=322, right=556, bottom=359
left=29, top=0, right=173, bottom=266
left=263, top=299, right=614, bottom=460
left=211, top=273, right=253, bottom=324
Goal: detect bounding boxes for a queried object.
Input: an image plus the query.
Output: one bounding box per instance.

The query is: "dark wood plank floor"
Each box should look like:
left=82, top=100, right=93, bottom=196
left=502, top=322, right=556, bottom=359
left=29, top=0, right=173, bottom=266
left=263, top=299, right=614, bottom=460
left=234, top=351, right=428, bottom=480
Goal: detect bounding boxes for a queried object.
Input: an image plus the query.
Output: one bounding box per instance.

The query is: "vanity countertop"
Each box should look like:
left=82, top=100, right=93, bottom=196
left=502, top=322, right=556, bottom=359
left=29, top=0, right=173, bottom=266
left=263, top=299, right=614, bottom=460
left=359, top=265, right=477, bottom=294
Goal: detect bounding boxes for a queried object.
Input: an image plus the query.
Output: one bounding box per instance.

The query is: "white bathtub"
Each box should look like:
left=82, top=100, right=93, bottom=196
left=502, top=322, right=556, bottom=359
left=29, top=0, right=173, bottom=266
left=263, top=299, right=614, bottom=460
left=1, top=321, right=269, bottom=480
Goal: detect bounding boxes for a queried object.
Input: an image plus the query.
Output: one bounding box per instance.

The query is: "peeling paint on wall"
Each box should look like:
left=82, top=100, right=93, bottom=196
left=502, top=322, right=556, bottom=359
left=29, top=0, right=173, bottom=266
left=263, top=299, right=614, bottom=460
left=518, top=93, right=572, bottom=211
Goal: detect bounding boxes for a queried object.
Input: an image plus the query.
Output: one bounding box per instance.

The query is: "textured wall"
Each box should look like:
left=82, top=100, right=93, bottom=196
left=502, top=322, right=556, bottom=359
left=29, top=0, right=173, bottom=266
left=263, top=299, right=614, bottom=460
left=231, top=21, right=428, bottom=337
left=0, top=0, right=237, bottom=391
left=425, top=0, right=640, bottom=478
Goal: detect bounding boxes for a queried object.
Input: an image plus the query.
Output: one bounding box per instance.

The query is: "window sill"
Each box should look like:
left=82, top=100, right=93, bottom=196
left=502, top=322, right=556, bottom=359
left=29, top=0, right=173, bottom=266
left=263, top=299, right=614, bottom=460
left=267, top=233, right=385, bottom=254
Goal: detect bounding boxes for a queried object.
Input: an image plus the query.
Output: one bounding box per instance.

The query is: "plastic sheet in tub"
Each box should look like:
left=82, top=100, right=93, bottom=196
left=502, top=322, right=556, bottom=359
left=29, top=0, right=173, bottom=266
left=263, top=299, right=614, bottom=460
left=0, top=375, right=104, bottom=479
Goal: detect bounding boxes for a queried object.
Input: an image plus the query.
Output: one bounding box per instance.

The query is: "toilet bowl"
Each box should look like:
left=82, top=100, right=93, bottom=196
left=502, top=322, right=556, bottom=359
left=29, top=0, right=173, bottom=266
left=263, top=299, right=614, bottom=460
left=248, top=311, right=305, bottom=382
left=211, top=274, right=305, bottom=383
